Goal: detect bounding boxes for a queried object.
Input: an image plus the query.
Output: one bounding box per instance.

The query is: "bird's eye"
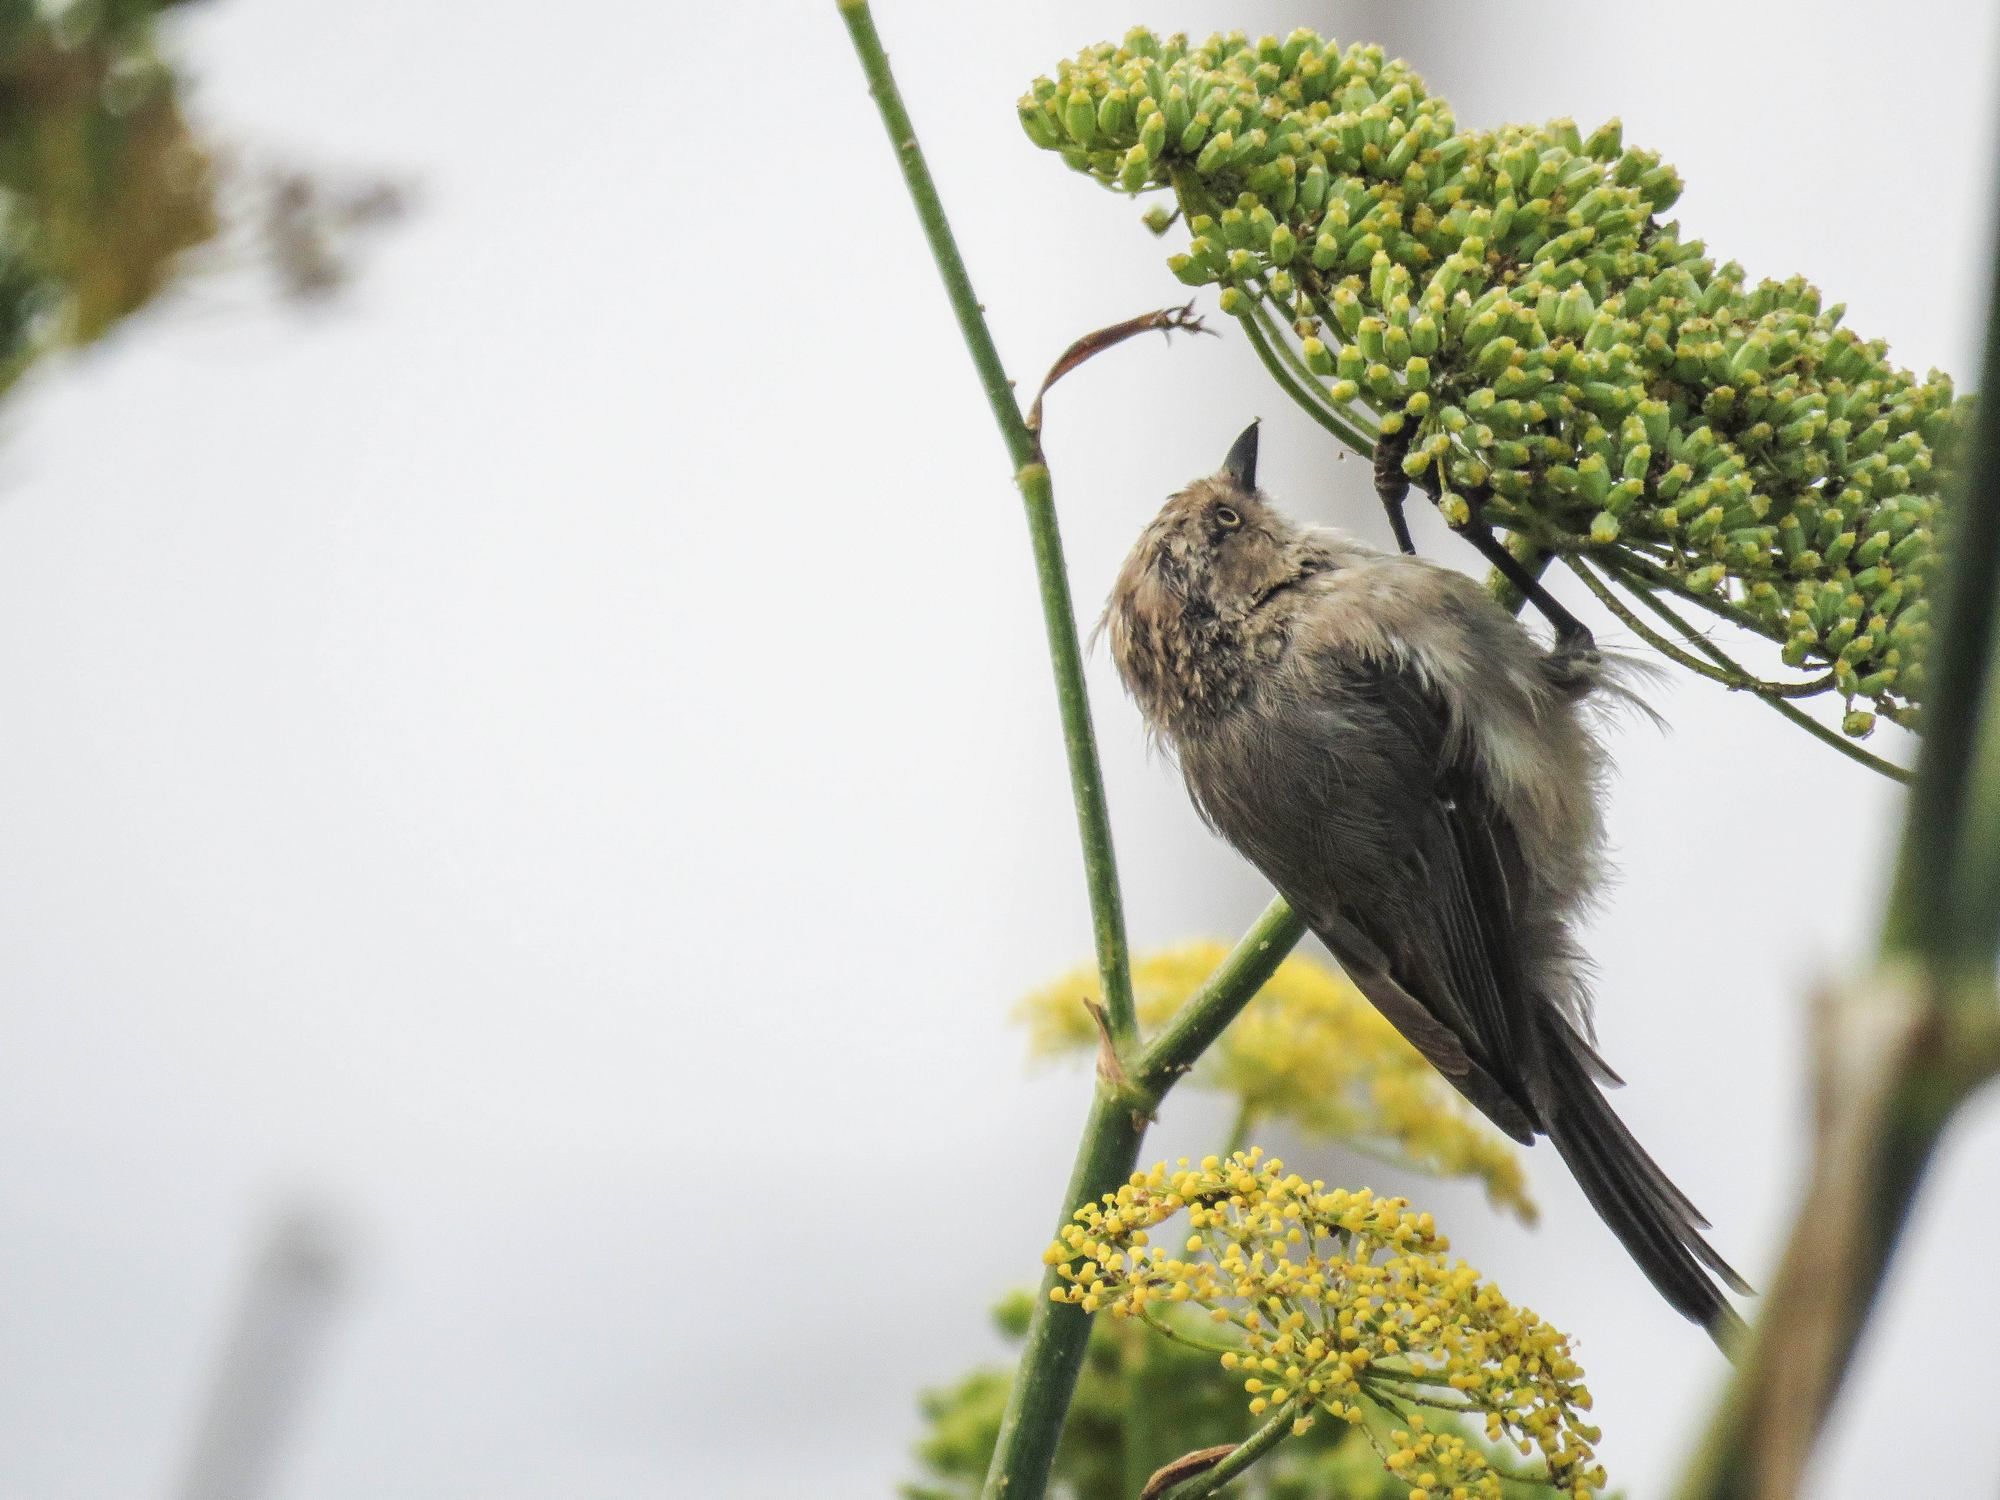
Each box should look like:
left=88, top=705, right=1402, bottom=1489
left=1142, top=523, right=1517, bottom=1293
left=1214, top=505, right=1242, bottom=529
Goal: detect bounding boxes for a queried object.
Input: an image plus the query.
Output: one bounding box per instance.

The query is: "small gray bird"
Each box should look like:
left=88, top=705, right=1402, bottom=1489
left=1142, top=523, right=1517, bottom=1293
left=1106, top=422, right=1745, bottom=1341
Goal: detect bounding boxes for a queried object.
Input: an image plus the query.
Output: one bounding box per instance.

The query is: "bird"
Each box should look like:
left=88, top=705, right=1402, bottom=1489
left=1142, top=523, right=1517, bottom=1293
left=1103, top=420, right=1747, bottom=1343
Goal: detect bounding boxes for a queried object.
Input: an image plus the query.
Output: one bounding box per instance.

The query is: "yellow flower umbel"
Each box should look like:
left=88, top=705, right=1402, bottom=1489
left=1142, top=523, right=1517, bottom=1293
left=1046, top=1152, right=1605, bottom=1500
left=1020, top=944, right=1536, bottom=1222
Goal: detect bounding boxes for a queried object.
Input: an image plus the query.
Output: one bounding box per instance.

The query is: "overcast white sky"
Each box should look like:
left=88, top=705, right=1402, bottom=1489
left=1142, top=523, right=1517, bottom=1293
left=0, top=3, right=1995, bottom=1497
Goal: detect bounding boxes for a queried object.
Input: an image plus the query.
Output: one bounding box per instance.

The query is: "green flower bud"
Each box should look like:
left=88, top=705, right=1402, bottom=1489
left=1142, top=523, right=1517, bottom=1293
left=1097, top=88, right=1132, bottom=140
left=1553, top=284, right=1595, bottom=338
left=1118, top=145, right=1150, bottom=192
left=1383, top=123, right=1423, bottom=178
left=1575, top=452, right=1612, bottom=505
left=1842, top=710, right=1878, bottom=738
left=1064, top=89, right=1099, bottom=146
left=1299, top=161, right=1329, bottom=215
left=1019, top=100, right=1063, bottom=149
left=1474, top=335, right=1519, bottom=379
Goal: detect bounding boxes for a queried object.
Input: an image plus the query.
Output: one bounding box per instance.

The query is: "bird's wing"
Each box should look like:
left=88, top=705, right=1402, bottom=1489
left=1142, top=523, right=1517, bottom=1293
left=1182, top=645, right=1545, bottom=1137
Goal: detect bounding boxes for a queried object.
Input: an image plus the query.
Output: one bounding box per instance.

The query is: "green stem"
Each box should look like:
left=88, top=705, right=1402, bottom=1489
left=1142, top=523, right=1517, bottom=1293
left=1138, top=1306, right=1243, bottom=1356
left=1620, top=577, right=1912, bottom=784
left=1567, top=554, right=1818, bottom=695
left=1016, top=462, right=1139, bottom=1055
left=1119, top=1322, right=1153, bottom=1500
left=1884, top=206, right=2000, bottom=971
left=988, top=1086, right=1150, bottom=1500
left=834, top=0, right=1135, bottom=1060
left=1155, top=1400, right=1307, bottom=1500
left=1237, top=307, right=1378, bottom=456
left=1483, top=535, right=1552, bottom=617
left=836, top=15, right=1149, bottom=1500
left=1595, top=542, right=1789, bottom=641
left=1137, top=897, right=1308, bottom=1096
left=1671, top=1040, right=1960, bottom=1500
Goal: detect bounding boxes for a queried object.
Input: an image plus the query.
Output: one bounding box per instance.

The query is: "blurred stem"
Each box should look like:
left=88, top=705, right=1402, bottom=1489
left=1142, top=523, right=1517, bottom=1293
left=1222, top=1099, right=1259, bottom=1158
left=1120, top=1320, right=1153, bottom=1500
left=1675, top=114, right=2000, bottom=1500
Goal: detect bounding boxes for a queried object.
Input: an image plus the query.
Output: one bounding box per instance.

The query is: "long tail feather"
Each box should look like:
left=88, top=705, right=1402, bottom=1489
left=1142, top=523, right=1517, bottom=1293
left=1538, top=1023, right=1749, bottom=1347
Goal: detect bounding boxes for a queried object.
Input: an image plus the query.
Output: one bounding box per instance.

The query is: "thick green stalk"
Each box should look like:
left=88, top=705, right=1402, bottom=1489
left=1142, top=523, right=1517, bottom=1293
left=985, top=1085, right=1150, bottom=1500
left=1881, top=211, right=2000, bottom=973
left=835, top=0, right=1135, bottom=1057
left=1671, top=1028, right=1963, bottom=1500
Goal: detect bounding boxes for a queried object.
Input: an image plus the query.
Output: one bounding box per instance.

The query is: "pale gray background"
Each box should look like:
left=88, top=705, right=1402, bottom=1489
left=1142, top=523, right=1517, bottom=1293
left=0, top=2, right=1994, bottom=1496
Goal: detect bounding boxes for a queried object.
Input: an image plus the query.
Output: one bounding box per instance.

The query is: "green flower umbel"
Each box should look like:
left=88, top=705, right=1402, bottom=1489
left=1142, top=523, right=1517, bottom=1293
left=1024, top=28, right=1955, bottom=740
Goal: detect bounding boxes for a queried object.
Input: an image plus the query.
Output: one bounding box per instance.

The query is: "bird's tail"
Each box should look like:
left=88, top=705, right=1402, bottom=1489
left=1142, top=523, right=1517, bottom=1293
left=1538, top=1021, right=1750, bottom=1348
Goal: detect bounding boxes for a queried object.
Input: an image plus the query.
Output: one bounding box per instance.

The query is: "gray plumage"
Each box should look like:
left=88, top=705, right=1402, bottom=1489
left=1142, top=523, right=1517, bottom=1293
left=1105, top=425, right=1745, bottom=1343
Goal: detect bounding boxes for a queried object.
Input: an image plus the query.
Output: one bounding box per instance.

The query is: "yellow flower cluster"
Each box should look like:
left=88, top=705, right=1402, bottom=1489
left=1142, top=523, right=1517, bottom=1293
left=1044, top=1152, right=1604, bottom=1500
left=1019, top=945, right=1535, bottom=1222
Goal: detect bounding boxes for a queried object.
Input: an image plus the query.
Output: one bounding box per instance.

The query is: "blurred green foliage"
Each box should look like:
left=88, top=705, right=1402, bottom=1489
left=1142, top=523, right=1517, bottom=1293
left=0, top=0, right=218, bottom=393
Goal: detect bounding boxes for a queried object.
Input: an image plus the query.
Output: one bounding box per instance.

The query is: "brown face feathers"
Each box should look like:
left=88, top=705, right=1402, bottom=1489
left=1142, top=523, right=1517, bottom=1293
left=1104, top=475, right=1325, bottom=736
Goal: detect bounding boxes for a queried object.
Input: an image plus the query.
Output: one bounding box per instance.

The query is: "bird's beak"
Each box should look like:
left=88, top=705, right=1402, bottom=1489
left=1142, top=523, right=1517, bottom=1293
left=1221, top=420, right=1260, bottom=491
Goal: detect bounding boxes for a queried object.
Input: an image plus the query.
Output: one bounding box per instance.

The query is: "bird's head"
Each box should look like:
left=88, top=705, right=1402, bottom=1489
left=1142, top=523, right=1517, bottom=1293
left=1104, top=422, right=1316, bottom=732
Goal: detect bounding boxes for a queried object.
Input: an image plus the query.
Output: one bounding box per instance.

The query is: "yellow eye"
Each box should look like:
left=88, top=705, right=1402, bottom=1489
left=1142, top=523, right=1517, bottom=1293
left=1214, top=505, right=1242, bottom=529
